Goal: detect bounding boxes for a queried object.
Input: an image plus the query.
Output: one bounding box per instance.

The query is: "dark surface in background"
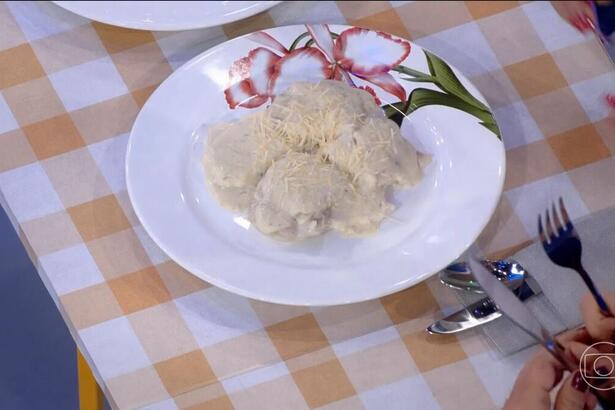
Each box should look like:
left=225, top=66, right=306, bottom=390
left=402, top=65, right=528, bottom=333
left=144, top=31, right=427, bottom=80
left=0, top=204, right=78, bottom=409
left=596, top=1, right=615, bottom=36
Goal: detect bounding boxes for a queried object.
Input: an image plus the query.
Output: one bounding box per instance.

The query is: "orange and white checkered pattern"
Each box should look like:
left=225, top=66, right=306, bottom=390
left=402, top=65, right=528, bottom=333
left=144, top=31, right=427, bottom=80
left=1, top=1, right=614, bottom=409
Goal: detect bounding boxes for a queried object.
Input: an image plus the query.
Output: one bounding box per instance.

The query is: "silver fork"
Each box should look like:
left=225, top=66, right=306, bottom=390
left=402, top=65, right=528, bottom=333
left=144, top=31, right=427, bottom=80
left=538, top=197, right=613, bottom=317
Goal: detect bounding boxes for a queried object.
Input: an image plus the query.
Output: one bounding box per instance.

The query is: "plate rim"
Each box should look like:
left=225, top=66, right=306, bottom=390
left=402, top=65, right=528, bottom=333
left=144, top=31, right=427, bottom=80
left=126, top=23, right=506, bottom=306
left=52, top=1, right=282, bottom=31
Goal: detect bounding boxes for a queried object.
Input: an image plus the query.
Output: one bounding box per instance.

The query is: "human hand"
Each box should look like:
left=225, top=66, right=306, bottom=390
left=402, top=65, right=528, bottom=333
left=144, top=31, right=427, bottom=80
left=579, top=291, right=615, bottom=399
left=581, top=291, right=615, bottom=341
left=551, top=1, right=597, bottom=33
left=503, top=329, right=597, bottom=410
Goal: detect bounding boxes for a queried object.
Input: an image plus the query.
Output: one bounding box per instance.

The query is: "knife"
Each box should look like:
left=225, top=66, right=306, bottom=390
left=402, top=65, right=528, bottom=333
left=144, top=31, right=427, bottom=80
left=428, top=266, right=541, bottom=335
left=468, top=258, right=576, bottom=368
left=470, top=260, right=615, bottom=410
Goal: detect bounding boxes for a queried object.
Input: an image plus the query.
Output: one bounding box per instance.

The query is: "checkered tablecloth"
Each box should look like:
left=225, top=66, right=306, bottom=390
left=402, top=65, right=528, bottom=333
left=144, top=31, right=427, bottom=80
left=1, top=1, right=614, bottom=409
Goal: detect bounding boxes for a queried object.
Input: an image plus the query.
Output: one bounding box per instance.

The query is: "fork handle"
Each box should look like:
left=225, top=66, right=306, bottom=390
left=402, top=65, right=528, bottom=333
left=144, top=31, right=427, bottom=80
left=575, top=265, right=614, bottom=318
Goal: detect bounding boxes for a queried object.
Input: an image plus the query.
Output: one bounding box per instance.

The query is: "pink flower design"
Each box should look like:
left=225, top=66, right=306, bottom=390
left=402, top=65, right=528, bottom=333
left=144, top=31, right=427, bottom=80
left=309, top=25, right=410, bottom=102
left=224, top=25, right=411, bottom=109
left=357, top=85, right=382, bottom=106
left=224, top=47, right=280, bottom=109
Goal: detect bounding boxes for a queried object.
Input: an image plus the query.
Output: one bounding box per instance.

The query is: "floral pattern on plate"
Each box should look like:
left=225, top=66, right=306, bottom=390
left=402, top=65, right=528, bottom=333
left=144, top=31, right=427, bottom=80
left=224, top=24, right=501, bottom=139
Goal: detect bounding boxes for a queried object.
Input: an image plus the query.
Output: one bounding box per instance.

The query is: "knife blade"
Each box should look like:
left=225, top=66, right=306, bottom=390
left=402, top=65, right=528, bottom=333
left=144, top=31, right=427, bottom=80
left=468, top=258, right=545, bottom=341
left=468, top=258, right=577, bottom=371
left=427, top=277, right=540, bottom=334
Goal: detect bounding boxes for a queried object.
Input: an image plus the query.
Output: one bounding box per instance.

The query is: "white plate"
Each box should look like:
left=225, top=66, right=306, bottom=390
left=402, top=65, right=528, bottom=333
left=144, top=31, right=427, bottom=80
left=53, top=1, right=280, bottom=31
left=126, top=24, right=505, bottom=306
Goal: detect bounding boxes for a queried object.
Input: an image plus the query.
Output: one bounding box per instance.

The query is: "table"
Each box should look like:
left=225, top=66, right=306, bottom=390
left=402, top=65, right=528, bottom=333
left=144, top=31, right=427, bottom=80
left=1, top=1, right=614, bottom=409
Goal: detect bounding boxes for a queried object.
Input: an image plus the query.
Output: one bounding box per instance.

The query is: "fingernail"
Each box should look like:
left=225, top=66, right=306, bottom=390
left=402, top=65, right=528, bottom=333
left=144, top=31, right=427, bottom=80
left=584, top=16, right=594, bottom=28
left=572, top=370, right=589, bottom=392
left=572, top=20, right=590, bottom=32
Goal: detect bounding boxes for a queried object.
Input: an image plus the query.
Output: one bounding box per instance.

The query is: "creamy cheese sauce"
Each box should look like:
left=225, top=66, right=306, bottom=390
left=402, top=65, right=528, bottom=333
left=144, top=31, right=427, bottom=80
left=202, top=80, right=426, bottom=241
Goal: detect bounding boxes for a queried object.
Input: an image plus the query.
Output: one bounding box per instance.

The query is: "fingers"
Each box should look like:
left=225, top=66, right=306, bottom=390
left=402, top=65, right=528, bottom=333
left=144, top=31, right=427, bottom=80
left=580, top=292, right=615, bottom=341
left=558, top=327, right=591, bottom=344
left=503, top=349, right=565, bottom=409
left=586, top=393, right=598, bottom=410
left=553, top=328, right=592, bottom=366
left=551, top=1, right=596, bottom=33
left=565, top=340, right=615, bottom=396
left=528, top=348, right=566, bottom=390
left=565, top=340, right=595, bottom=367
left=554, top=371, right=596, bottom=410
left=571, top=13, right=595, bottom=33
left=506, top=341, right=604, bottom=410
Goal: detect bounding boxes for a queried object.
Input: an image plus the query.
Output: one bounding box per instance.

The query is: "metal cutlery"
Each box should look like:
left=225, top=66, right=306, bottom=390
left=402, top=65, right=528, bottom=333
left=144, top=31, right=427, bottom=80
left=440, top=260, right=525, bottom=293
left=468, top=258, right=575, bottom=368
left=469, top=257, right=614, bottom=408
left=427, top=280, right=540, bottom=334
left=434, top=196, right=614, bottom=336
left=538, top=198, right=613, bottom=317
left=429, top=260, right=540, bottom=335
left=428, top=298, right=503, bottom=335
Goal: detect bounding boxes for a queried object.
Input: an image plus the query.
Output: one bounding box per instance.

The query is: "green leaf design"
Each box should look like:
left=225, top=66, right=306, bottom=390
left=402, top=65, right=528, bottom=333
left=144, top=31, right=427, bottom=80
left=479, top=121, right=501, bottom=136
left=288, top=32, right=339, bottom=51
left=288, top=32, right=311, bottom=52
left=407, top=88, right=488, bottom=119
left=423, top=50, right=490, bottom=112
left=305, top=32, right=339, bottom=48
left=383, top=102, right=405, bottom=119
left=382, top=88, right=501, bottom=139
left=425, top=51, right=435, bottom=78
left=286, top=30, right=502, bottom=139
left=392, top=65, right=435, bottom=82
left=399, top=77, right=439, bottom=83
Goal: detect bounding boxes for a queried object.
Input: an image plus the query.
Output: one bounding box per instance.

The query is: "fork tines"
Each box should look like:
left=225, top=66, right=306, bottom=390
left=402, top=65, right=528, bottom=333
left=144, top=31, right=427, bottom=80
left=538, top=197, right=613, bottom=317
left=538, top=197, right=572, bottom=245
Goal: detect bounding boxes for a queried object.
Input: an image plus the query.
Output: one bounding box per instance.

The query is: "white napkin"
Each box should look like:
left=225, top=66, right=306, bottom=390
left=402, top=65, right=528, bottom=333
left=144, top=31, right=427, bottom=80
left=457, top=206, right=615, bottom=354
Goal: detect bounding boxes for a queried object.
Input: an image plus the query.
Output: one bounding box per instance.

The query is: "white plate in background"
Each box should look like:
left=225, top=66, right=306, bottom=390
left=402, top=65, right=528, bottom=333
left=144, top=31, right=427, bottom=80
left=53, top=1, right=280, bottom=31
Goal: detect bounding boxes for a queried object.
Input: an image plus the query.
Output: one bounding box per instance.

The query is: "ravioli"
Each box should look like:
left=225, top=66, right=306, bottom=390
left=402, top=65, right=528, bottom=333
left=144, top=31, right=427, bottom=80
left=201, top=80, right=427, bottom=241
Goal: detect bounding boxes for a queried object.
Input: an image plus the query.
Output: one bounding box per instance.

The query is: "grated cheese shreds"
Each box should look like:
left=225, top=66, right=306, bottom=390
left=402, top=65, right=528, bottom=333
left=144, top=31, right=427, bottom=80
left=201, top=80, right=427, bottom=241
left=321, top=116, right=423, bottom=193
left=263, top=80, right=383, bottom=153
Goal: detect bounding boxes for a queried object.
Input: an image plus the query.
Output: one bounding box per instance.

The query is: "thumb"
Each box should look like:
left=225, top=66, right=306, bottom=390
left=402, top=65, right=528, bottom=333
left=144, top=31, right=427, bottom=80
left=554, top=371, right=594, bottom=410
